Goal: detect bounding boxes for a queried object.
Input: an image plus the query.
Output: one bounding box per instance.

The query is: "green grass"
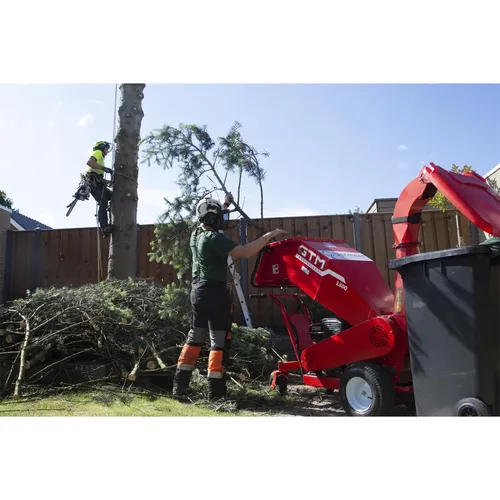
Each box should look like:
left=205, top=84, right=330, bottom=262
left=0, top=381, right=298, bottom=417
left=0, top=392, right=227, bottom=416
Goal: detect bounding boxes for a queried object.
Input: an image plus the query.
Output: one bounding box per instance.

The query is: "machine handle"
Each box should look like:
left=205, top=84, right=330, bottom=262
left=249, top=293, right=268, bottom=299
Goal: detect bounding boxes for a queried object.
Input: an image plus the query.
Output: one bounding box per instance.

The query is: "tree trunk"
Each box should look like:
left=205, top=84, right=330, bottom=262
left=258, top=173, right=264, bottom=221
left=107, top=84, right=146, bottom=280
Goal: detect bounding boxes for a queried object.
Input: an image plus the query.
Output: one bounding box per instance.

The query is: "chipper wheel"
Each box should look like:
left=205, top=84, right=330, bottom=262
left=340, top=363, right=395, bottom=416
left=269, top=371, right=288, bottom=396
left=455, top=397, right=491, bottom=416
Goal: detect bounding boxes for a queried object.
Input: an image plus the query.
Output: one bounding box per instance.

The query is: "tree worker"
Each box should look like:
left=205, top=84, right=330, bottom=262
left=86, top=141, right=115, bottom=235
left=172, top=192, right=287, bottom=401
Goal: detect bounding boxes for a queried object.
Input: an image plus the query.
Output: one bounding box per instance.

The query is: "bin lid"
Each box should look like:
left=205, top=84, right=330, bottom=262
left=422, top=164, right=500, bottom=236
left=389, top=244, right=490, bottom=270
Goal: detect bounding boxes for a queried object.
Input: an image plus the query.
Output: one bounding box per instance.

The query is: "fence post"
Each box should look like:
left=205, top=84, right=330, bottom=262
left=352, top=212, right=362, bottom=251
left=31, top=227, right=42, bottom=293
left=239, top=218, right=249, bottom=300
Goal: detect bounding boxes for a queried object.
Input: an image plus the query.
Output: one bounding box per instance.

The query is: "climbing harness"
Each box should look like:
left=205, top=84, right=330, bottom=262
left=65, top=171, right=112, bottom=216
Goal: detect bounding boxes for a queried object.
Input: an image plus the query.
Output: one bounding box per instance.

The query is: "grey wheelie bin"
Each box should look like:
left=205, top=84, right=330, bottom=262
left=389, top=239, right=500, bottom=416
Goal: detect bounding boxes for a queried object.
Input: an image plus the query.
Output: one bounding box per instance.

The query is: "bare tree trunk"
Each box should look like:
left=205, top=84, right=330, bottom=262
left=107, top=84, right=146, bottom=280
left=258, top=173, right=264, bottom=221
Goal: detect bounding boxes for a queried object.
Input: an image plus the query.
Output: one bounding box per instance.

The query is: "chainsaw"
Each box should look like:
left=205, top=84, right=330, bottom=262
left=65, top=169, right=113, bottom=217
left=66, top=174, right=92, bottom=217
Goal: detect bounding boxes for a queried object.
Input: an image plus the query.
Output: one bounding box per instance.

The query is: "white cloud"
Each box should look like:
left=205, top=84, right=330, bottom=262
left=397, top=162, right=408, bottom=170
left=92, top=99, right=101, bottom=104
left=45, top=100, right=64, bottom=130
left=397, top=144, right=408, bottom=151
left=76, top=113, right=94, bottom=128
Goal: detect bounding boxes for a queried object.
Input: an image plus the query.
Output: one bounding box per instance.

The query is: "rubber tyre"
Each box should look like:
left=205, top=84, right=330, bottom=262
left=269, top=372, right=288, bottom=396
left=340, top=363, right=395, bottom=416
left=455, top=397, right=491, bottom=416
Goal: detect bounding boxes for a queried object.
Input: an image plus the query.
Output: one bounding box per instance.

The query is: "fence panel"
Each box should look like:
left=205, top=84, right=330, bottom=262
left=3, top=211, right=479, bottom=327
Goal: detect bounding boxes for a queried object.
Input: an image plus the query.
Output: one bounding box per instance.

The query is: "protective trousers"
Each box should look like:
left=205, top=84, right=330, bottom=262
left=173, top=280, right=232, bottom=400
left=90, top=178, right=112, bottom=229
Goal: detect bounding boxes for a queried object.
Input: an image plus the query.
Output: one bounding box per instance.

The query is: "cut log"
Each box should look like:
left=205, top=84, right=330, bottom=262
left=13, top=314, right=31, bottom=399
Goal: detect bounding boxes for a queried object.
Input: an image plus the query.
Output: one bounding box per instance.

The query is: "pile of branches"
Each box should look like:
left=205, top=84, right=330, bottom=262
left=0, top=279, right=277, bottom=399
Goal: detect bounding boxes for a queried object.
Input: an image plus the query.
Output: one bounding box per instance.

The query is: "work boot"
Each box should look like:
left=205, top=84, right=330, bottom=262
left=207, top=377, right=227, bottom=401
left=172, top=369, right=193, bottom=399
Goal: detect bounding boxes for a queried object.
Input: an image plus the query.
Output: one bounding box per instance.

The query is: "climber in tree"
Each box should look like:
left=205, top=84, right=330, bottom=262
left=87, top=141, right=115, bottom=235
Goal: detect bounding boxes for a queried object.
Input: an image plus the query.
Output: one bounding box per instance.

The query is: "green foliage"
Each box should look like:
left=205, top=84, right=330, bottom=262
left=141, top=122, right=269, bottom=278
left=230, top=325, right=275, bottom=376
left=428, top=164, right=473, bottom=212
left=159, top=281, right=191, bottom=329
left=0, top=189, right=13, bottom=209
left=429, top=164, right=500, bottom=213
left=0, top=279, right=279, bottom=396
left=150, top=219, right=196, bottom=280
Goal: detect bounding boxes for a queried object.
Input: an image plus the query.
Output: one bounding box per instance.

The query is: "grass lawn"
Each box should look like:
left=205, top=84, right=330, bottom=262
left=0, top=382, right=299, bottom=417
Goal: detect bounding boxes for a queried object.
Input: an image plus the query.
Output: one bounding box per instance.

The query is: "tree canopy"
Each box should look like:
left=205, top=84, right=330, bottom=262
left=0, top=190, right=13, bottom=209
left=141, top=121, right=269, bottom=279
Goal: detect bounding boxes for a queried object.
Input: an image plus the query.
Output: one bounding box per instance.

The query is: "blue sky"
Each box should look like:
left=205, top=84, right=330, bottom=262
left=0, top=84, right=498, bottom=229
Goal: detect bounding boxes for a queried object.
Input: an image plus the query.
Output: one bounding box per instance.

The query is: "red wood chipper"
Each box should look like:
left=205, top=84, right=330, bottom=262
left=251, top=163, right=500, bottom=416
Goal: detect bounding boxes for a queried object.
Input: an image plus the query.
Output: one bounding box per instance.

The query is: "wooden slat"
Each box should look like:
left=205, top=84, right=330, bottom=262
left=420, top=212, right=437, bottom=252
left=319, top=216, right=332, bottom=239
left=359, top=214, right=375, bottom=261
left=383, top=214, right=396, bottom=288
left=370, top=214, right=390, bottom=284
left=342, top=216, right=355, bottom=247
left=5, top=210, right=476, bottom=327
left=433, top=212, right=451, bottom=249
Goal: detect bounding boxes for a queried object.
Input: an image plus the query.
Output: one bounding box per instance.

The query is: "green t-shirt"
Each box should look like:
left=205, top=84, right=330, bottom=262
left=190, top=228, right=239, bottom=282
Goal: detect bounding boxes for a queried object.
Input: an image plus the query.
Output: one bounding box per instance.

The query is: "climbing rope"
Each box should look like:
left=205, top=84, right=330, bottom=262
left=96, top=83, right=119, bottom=282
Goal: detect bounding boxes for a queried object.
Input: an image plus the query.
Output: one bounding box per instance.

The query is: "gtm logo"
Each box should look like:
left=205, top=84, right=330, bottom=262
left=298, top=245, right=326, bottom=270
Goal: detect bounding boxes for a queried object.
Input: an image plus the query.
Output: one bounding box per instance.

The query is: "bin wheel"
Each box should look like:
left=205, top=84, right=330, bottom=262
left=269, top=372, right=288, bottom=396
left=455, top=397, right=491, bottom=416
left=340, top=363, right=395, bottom=416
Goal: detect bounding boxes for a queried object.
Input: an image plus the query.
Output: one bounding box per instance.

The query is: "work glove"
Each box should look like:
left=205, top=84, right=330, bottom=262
left=224, top=192, right=234, bottom=206
left=103, top=167, right=113, bottom=174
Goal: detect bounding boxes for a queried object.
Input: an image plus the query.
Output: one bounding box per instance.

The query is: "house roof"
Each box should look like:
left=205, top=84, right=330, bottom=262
left=366, top=198, right=398, bottom=213
left=11, top=210, right=52, bottom=230
left=485, top=163, right=500, bottom=179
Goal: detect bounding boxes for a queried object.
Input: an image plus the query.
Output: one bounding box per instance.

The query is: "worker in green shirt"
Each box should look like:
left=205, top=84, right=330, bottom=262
left=173, top=193, right=287, bottom=400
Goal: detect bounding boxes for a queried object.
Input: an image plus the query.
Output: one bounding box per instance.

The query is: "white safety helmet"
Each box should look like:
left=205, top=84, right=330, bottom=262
left=196, top=197, right=223, bottom=222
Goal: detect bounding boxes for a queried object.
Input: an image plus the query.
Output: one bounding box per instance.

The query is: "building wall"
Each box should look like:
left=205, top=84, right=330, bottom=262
left=0, top=205, right=12, bottom=304
left=485, top=164, right=500, bottom=188
left=367, top=199, right=449, bottom=214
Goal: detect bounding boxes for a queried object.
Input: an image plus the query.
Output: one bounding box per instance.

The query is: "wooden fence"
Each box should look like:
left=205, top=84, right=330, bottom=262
left=1, top=211, right=481, bottom=327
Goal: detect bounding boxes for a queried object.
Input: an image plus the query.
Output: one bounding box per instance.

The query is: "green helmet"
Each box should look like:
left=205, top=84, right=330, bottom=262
left=93, top=141, right=111, bottom=152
